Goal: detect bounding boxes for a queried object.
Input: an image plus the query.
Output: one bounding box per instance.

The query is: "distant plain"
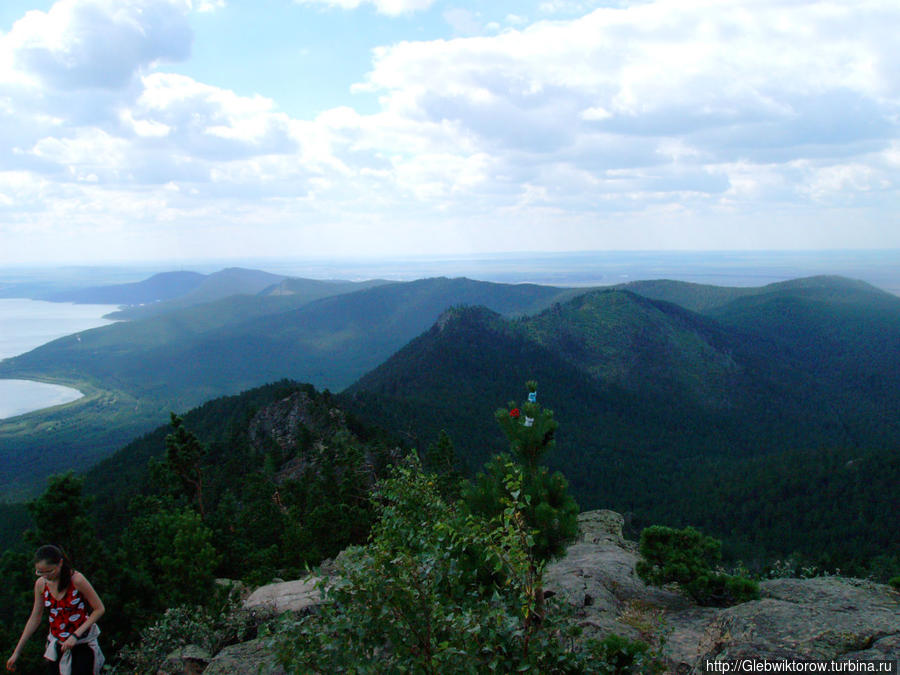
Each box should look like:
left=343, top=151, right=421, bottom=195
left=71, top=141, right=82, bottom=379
left=2, top=250, right=900, bottom=298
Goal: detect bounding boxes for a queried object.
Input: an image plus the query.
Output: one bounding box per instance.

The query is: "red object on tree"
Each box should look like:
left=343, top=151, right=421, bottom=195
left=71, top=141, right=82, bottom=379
left=510, top=408, right=521, bottom=418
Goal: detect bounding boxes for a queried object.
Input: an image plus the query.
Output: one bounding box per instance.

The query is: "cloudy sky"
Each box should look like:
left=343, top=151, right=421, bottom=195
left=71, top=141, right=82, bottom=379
left=0, top=0, right=898, bottom=264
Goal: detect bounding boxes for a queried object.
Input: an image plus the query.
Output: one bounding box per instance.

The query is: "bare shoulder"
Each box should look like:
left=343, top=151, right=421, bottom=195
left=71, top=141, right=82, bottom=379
left=33, top=576, right=45, bottom=593
left=72, top=571, right=88, bottom=586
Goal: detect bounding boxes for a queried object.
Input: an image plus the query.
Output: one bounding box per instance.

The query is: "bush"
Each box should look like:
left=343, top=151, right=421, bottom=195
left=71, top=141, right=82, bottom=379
left=463, top=453, right=578, bottom=563
left=593, top=634, right=665, bottom=675
left=889, top=576, right=900, bottom=591
left=636, top=525, right=759, bottom=606
left=273, top=456, right=619, bottom=673
left=111, top=592, right=271, bottom=674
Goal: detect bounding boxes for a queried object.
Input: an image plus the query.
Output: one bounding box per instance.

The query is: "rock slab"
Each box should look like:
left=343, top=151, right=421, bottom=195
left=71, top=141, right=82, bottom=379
left=242, top=577, right=324, bottom=614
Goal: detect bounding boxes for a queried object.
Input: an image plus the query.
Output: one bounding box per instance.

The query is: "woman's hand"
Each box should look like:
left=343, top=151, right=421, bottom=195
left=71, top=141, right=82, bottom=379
left=60, top=635, right=77, bottom=653
left=5, top=651, right=19, bottom=671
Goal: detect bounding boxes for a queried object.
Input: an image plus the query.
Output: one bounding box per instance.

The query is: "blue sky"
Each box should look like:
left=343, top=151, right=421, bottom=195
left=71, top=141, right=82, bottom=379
left=0, top=0, right=898, bottom=263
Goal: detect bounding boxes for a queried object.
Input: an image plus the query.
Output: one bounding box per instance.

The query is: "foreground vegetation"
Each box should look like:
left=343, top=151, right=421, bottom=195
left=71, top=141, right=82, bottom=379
left=1, top=379, right=890, bottom=673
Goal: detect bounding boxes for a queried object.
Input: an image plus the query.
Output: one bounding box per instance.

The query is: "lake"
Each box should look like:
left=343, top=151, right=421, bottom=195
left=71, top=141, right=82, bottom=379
left=0, top=299, right=118, bottom=420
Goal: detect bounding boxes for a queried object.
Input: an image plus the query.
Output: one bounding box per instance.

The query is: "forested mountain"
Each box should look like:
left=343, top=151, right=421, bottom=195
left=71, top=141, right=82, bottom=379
left=43, top=270, right=206, bottom=305
left=344, top=277, right=900, bottom=577
left=617, top=278, right=761, bottom=312
left=0, top=277, right=575, bottom=498
left=104, top=268, right=292, bottom=319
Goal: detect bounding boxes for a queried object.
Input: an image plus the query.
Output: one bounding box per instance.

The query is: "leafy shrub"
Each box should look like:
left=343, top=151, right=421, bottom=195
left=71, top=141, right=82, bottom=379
left=636, top=525, right=759, bottom=606
left=463, top=453, right=578, bottom=562
left=889, top=576, right=900, bottom=591
left=592, top=634, right=665, bottom=675
left=273, top=456, right=618, bottom=673
left=111, top=594, right=275, bottom=673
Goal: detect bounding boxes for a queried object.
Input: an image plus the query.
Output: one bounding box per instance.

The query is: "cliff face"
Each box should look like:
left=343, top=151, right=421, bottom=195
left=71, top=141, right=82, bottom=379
left=167, top=511, right=900, bottom=674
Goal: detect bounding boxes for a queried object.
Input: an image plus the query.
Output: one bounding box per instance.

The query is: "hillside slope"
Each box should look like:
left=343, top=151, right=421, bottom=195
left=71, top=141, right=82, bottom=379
left=521, top=289, right=743, bottom=407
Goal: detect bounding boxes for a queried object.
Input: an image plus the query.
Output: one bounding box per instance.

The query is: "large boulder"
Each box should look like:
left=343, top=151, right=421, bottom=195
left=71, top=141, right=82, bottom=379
left=243, top=576, right=324, bottom=614
left=203, top=639, right=285, bottom=675
left=696, top=577, right=900, bottom=666
left=157, top=644, right=211, bottom=675
left=544, top=509, right=690, bottom=616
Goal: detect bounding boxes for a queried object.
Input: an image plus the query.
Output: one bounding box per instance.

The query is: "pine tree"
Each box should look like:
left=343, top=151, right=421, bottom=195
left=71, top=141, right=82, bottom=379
left=423, top=429, right=463, bottom=498
left=494, top=380, right=558, bottom=472
left=464, top=381, right=578, bottom=563
left=25, top=472, right=98, bottom=570
left=164, top=413, right=207, bottom=519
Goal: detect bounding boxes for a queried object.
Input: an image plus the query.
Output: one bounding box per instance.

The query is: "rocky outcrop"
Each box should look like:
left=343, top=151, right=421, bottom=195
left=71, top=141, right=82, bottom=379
left=202, top=639, right=285, bottom=675
left=242, top=577, right=324, bottom=615
left=158, top=644, right=211, bottom=675
left=544, top=511, right=900, bottom=673
left=697, top=577, right=900, bottom=665
left=247, top=389, right=333, bottom=455
left=247, top=390, right=402, bottom=485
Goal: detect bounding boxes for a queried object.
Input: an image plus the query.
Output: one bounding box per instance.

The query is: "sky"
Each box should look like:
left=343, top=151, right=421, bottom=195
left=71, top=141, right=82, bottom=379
left=0, top=0, right=898, bottom=264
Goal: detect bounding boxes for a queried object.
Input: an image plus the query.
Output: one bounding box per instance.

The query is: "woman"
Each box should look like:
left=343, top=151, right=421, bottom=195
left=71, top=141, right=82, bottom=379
left=6, top=545, right=105, bottom=674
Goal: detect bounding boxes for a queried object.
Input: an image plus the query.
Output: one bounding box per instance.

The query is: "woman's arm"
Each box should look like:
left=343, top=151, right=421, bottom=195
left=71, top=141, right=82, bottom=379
left=71, top=573, right=105, bottom=638
left=6, top=579, right=45, bottom=671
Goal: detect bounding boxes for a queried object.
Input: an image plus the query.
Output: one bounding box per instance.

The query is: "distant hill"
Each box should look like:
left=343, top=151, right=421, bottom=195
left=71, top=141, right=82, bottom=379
left=258, top=277, right=392, bottom=297
left=617, top=279, right=761, bottom=313
left=0, top=277, right=574, bottom=497
left=106, top=268, right=288, bottom=319
left=44, top=271, right=206, bottom=306
left=521, top=289, right=743, bottom=407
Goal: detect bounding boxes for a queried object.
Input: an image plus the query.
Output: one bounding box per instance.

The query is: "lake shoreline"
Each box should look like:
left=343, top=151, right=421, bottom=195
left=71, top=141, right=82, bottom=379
left=0, top=378, right=85, bottom=421
left=0, top=298, right=118, bottom=419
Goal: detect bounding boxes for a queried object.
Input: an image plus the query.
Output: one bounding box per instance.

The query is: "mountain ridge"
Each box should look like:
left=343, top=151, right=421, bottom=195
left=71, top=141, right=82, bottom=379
left=343, top=276, right=900, bottom=572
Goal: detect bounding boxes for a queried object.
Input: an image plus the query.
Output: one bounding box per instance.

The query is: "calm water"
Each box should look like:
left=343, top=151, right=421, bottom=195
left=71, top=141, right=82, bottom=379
left=0, top=299, right=118, bottom=420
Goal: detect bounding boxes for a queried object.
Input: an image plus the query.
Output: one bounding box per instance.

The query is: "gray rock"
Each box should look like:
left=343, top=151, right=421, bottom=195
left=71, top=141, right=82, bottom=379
left=157, top=644, right=211, bottom=675
left=545, top=511, right=900, bottom=673
left=544, top=509, right=692, bottom=659
left=243, top=576, right=325, bottom=614
left=204, top=639, right=285, bottom=675
left=697, top=577, right=900, bottom=665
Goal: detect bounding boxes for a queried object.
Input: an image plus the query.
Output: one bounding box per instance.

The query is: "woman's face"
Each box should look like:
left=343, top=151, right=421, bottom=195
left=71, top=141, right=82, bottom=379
left=35, top=559, right=61, bottom=581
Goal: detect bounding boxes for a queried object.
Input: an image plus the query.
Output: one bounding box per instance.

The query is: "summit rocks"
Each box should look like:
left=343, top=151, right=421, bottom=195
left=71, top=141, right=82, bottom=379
left=544, top=511, right=900, bottom=672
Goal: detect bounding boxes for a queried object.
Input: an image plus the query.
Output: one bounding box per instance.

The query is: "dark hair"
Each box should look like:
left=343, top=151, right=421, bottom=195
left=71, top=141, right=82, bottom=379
left=35, top=545, right=73, bottom=593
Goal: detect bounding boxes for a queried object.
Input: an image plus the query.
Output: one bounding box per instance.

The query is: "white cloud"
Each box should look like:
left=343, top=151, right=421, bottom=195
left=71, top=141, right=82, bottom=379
left=295, top=0, right=435, bottom=16
left=2, top=0, right=900, bottom=262
left=351, top=0, right=899, bottom=214
left=133, top=73, right=298, bottom=157
left=5, top=0, right=192, bottom=91
left=193, top=0, right=225, bottom=11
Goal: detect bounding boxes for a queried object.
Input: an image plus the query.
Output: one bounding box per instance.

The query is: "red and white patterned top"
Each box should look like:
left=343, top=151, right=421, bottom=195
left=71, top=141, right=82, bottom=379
left=43, top=578, right=91, bottom=641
